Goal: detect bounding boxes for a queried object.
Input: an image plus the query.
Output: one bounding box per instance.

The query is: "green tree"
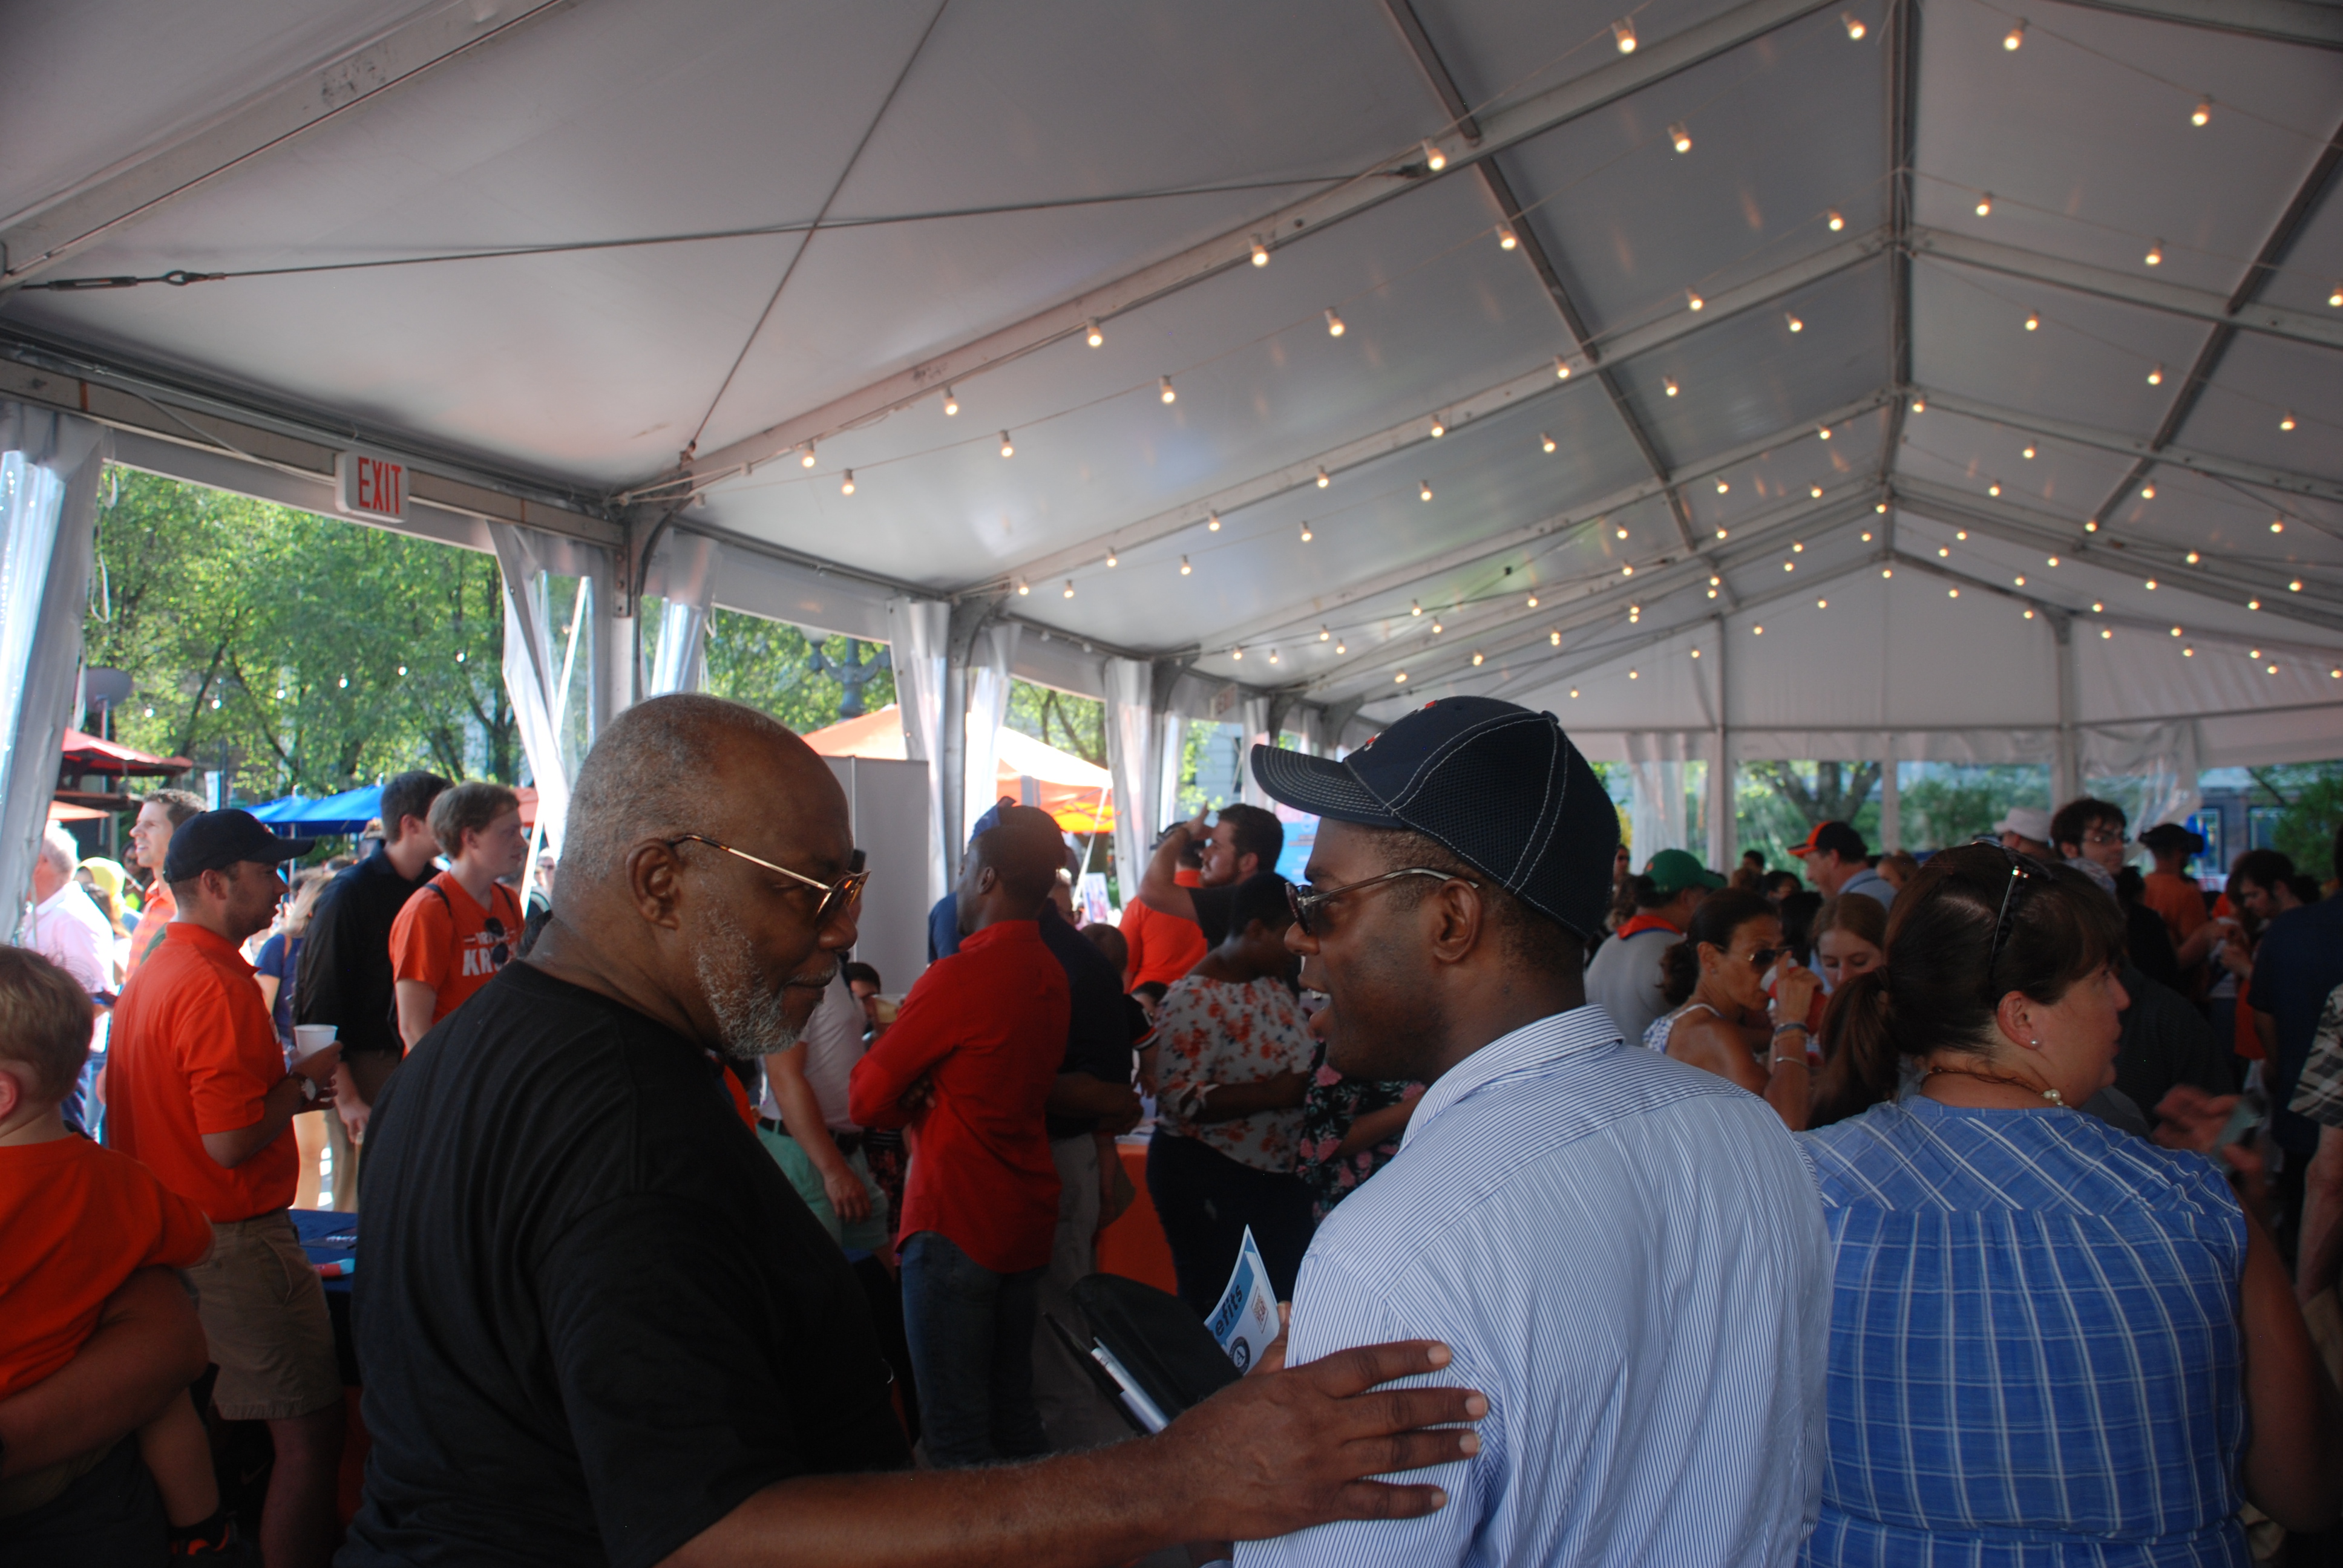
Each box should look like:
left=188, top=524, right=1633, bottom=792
left=2243, top=763, right=2343, bottom=877
left=701, top=610, right=895, bottom=734
left=1004, top=678, right=1105, bottom=767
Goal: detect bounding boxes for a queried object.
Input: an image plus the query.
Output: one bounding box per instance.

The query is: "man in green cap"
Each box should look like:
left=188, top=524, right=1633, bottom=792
left=1585, top=849, right=1726, bottom=1047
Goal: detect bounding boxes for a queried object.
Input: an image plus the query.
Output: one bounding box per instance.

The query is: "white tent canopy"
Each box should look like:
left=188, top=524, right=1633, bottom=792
left=3, top=0, right=2336, bottom=871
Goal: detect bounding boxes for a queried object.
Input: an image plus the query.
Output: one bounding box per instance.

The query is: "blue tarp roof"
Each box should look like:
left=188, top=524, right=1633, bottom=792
left=246, top=786, right=382, bottom=836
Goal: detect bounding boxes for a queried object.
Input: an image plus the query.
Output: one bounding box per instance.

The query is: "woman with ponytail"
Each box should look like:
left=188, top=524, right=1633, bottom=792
left=1801, top=843, right=2343, bottom=1563
left=1645, top=889, right=1822, bottom=1131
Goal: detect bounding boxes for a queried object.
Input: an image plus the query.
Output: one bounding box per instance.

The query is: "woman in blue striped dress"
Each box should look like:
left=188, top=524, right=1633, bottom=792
left=1798, top=843, right=2339, bottom=1566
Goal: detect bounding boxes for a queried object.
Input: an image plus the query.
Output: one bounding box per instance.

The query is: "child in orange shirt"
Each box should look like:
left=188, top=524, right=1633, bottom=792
left=0, top=947, right=231, bottom=1557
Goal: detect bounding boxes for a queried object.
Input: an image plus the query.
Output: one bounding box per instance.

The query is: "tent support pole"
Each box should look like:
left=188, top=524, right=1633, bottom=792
left=1709, top=615, right=1734, bottom=870
left=1879, top=734, right=1901, bottom=852
left=2052, top=614, right=2080, bottom=805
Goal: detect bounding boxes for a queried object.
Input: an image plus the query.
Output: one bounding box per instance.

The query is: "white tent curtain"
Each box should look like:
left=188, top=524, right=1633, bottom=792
left=886, top=597, right=951, bottom=908
left=1624, top=731, right=1690, bottom=865
left=489, top=523, right=612, bottom=857
left=963, top=621, right=1020, bottom=843
left=1158, top=712, right=1187, bottom=831
left=643, top=532, right=718, bottom=697
left=1102, top=657, right=1159, bottom=904
left=2089, top=719, right=2203, bottom=830
left=1238, top=696, right=1271, bottom=807
left=0, top=404, right=109, bottom=938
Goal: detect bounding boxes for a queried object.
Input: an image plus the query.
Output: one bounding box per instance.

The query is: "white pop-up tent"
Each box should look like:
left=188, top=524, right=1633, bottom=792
left=1, top=0, right=2336, bottom=910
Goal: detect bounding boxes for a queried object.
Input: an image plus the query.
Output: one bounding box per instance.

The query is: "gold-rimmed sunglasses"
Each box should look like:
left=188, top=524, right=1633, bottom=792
left=666, top=835, right=868, bottom=925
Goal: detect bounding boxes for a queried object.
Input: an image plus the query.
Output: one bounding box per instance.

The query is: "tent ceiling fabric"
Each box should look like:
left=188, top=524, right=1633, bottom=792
left=3, top=0, right=2337, bottom=760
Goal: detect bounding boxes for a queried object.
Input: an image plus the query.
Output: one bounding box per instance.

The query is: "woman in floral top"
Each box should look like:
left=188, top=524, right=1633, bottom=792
left=1146, top=872, right=1319, bottom=1313
left=1294, top=1035, right=1423, bottom=1222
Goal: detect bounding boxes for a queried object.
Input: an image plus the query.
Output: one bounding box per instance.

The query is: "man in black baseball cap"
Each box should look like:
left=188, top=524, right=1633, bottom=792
left=1239, top=696, right=1829, bottom=1568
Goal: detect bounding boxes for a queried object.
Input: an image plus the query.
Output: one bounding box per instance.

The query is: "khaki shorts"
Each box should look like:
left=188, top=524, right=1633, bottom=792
left=185, top=1211, right=342, bottom=1422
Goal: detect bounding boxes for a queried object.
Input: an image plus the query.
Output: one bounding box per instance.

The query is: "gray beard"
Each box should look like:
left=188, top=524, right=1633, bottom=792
left=693, top=910, right=802, bottom=1061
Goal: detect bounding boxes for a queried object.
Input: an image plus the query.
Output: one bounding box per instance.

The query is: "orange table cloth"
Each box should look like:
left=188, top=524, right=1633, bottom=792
left=1094, top=1137, right=1176, bottom=1295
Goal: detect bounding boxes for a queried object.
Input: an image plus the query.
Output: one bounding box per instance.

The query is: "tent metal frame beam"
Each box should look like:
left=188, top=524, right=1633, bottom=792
left=1912, top=228, right=2343, bottom=352
left=2085, top=115, right=2343, bottom=528
left=2045, top=0, right=2343, bottom=49
left=983, top=234, right=1887, bottom=590
left=0, top=0, right=578, bottom=289
left=1197, top=391, right=1895, bottom=653
left=1916, top=388, right=2343, bottom=504
left=1885, top=547, right=2343, bottom=657
left=677, top=0, right=1850, bottom=494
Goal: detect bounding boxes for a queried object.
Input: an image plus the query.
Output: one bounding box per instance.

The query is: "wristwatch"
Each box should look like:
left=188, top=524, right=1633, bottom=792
left=296, top=1074, right=320, bottom=1105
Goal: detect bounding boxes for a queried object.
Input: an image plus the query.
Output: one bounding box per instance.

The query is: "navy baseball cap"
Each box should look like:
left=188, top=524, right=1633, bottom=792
left=1249, top=696, right=1620, bottom=941
left=162, top=809, right=315, bottom=883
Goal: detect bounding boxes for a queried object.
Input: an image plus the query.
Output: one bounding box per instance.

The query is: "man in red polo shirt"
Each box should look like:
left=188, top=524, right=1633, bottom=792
left=851, top=805, right=1071, bottom=1468
left=108, top=810, right=347, bottom=1568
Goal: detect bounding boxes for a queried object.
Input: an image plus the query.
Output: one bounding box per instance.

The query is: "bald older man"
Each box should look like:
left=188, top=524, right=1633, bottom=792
left=342, top=694, right=1482, bottom=1568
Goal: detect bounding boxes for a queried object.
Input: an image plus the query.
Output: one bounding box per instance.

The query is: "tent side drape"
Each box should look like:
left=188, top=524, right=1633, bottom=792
left=644, top=532, right=718, bottom=697
left=963, top=622, right=1020, bottom=843
left=886, top=598, right=951, bottom=909
left=1102, top=658, right=1158, bottom=904
left=490, top=523, right=611, bottom=857
left=1238, top=696, right=1270, bottom=807
left=0, top=404, right=108, bottom=938
left=1624, top=731, right=1689, bottom=863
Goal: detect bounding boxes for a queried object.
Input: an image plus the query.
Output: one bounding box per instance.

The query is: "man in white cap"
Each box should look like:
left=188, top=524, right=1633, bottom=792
left=1994, top=808, right=2055, bottom=860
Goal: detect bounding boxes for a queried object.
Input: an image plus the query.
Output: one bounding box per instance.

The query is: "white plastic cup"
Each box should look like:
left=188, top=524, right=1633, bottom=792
left=292, top=1024, right=339, bottom=1062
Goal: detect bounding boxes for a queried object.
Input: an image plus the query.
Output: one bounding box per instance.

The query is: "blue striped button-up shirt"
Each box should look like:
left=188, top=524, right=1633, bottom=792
left=1236, top=1006, right=1832, bottom=1568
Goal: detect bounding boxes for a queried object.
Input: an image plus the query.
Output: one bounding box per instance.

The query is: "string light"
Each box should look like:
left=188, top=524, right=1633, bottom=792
left=1619, top=527, right=1631, bottom=540
left=2085, top=519, right=2099, bottom=531
left=2331, top=283, right=2343, bottom=307
left=1268, top=648, right=1280, bottom=664
left=1431, top=619, right=1444, bottom=634
left=1319, top=626, right=1331, bottom=641
left=1498, top=227, right=1518, bottom=251
left=1419, top=481, right=1434, bottom=501
left=1325, top=307, right=1345, bottom=337
left=1429, top=416, right=1446, bottom=438
left=1541, top=433, right=1556, bottom=453
left=2280, top=412, right=2297, bottom=431
left=2022, top=444, right=2036, bottom=459
left=1554, top=632, right=1564, bottom=647
left=1948, top=587, right=1960, bottom=598
left=840, top=469, right=855, bottom=495
left=1911, top=395, right=1926, bottom=412
left=1783, top=560, right=1795, bottom=572
left=2140, top=482, right=2155, bottom=498
left=1337, top=639, right=1349, bottom=654
left=1061, top=580, right=1075, bottom=598
left=2145, top=578, right=2158, bottom=589
left=1974, top=193, right=1992, bottom=217
left=1988, top=482, right=2001, bottom=497
left=2186, top=550, right=2201, bottom=561
left=1084, top=319, right=1103, bottom=347
left=1420, top=140, right=1447, bottom=172
left=1527, top=593, right=1541, bottom=607
left=1688, top=289, right=1705, bottom=312
left=1232, top=647, right=1244, bottom=661
left=1613, top=18, right=1637, bottom=51
left=1554, top=355, right=1572, bottom=380
left=1630, top=668, right=1641, bottom=679
left=1299, top=521, right=1314, bottom=542
left=2144, top=241, right=2163, bottom=267
left=2146, top=364, right=2163, bottom=385
left=1877, top=501, right=1889, bottom=512
left=1179, top=556, right=1191, bottom=575
left=2102, top=628, right=2114, bottom=639
left=1786, top=313, right=1803, bottom=332
left=2015, top=575, right=2027, bottom=586
left=1717, top=479, right=1731, bottom=494
left=1207, top=511, right=1221, bottom=531
left=1017, top=576, right=1031, bottom=594
left=1623, top=564, right=1637, bottom=575
left=2171, top=626, right=2183, bottom=636
left=2003, top=21, right=2024, bottom=49
left=1818, top=425, right=1832, bottom=440
left=1665, top=377, right=1680, bottom=397
left=1817, top=599, right=1829, bottom=610
left=1938, top=546, right=1950, bottom=557
left=1316, top=466, right=1331, bottom=488
left=1882, top=567, right=1893, bottom=578
left=1753, top=626, right=1765, bottom=636
left=1956, top=530, right=1967, bottom=540
left=1715, top=527, right=1729, bottom=539
left=1411, top=601, right=1423, bottom=616
left=1861, top=530, right=1873, bottom=541
left=1000, top=431, right=1015, bottom=457
left=2192, top=97, right=2210, bottom=126
left=1250, top=237, right=1270, bottom=267
left=1473, top=651, right=1485, bottom=665
left=942, top=388, right=958, bottom=416
left=1394, top=670, right=1409, bottom=684
left=1669, top=122, right=1693, bottom=154
left=1827, top=211, right=1845, bottom=231
left=1842, top=10, right=1866, bottom=38
left=2270, top=519, right=2285, bottom=534
left=1812, top=484, right=1825, bottom=498
left=2292, top=578, right=2305, bottom=592
left=1106, top=549, right=1118, bottom=567
left=800, top=443, right=817, bottom=468
left=2091, top=601, right=2104, bottom=611
left=2025, top=312, right=2039, bottom=330
left=1159, top=376, right=1176, bottom=403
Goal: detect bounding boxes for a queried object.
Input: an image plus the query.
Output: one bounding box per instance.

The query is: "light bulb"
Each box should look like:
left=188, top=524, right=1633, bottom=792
left=841, top=469, right=855, bottom=495
left=211, top=696, right=221, bottom=708
left=801, top=444, right=817, bottom=468
left=1812, top=483, right=1825, bottom=498
left=1975, top=192, right=1993, bottom=217
left=942, top=387, right=958, bottom=416
left=1624, top=564, right=1637, bottom=575
left=1250, top=237, right=1270, bottom=267
left=1554, top=355, right=1572, bottom=380
left=1716, top=528, right=1729, bottom=539
left=338, top=676, right=348, bottom=689
left=1411, top=601, right=1423, bottom=616
left=1432, top=620, right=1444, bottom=634
left=1084, top=319, right=1103, bottom=347
left=1179, top=556, right=1191, bottom=575
left=1717, top=479, right=1731, bottom=494
left=1319, top=626, right=1330, bottom=641
left=2171, top=626, right=2183, bottom=636
left=2004, top=22, right=2023, bottom=48
left=1949, top=587, right=1961, bottom=598
left=1419, top=482, right=1434, bottom=501
left=1843, top=10, right=1866, bottom=38
left=1316, top=466, right=1331, bottom=488
left=1817, top=599, right=1828, bottom=610
left=1337, top=641, right=1348, bottom=654
left=2085, top=518, right=2099, bottom=531
left=1784, top=560, right=1795, bottom=572
left=2192, top=97, right=2210, bottom=126
left=1527, top=594, right=1541, bottom=607
left=1818, top=425, right=1832, bottom=440
left=1882, top=568, right=1893, bottom=578
left=2048, top=555, right=2060, bottom=566
left=143, top=705, right=154, bottom=717
left=1827, top=210, right=1844, bottom=231
left=1688, top=289, right=1705, bottom=312
left=1000, top=432, right=1015, bottom=457
left=1876, top=501, right=1889, bottom=513
left=1472, top=651, right=1485, bottom=666
left=1619, top=528, right=1631, bottom=540
left=2144, top=240, right=2163, bottom=267
left=1159, top=376, right=1176, bottom=404
left=2331, top=283, right=2343, bottom=307
left=2279, top=412, right=2296, bottom=431
left=1418, top=140, right=1446, bottom=172
left=1910, top=396, right=1925, bottom=413
left=2187, top=549, right=2201, bottom=560
left=2141, top=482, right=2156, bottom=498
left=396, top=665, right=407, bottom=676
left=1794, top=540, right=1807, bottom=552
left=2103, top=629, right=2114, bottom=639
left=2023, top=443, right=2036, bottom=459
left=2271, top=520, right=2285, bottom=534
left=1630, top=668, right=1640, bottom=678
left=2292, top=578, right=2304, bottom=592
left=2091, top=601, right=2104, bottom=612
left=2025, top=312, right=2039, bottom=330
left=1613, top=18, right=1637, bottom=51
left=1541, top=433, right=1556, bottom=453
left=1429, top=416, right=1446, bottom=437
left=1670, top=122, right=1693, bottom=154
left=1861, top=530, right=1872, bottom=540
left=1325, top=307, right=1345, bottom=337
left=1232, top=647, right=1244, bottom=660
left=1017, top=578, right=1031, bottom=595
left=2146, top=578, right=2158, bottom=589
left=1394, top=671, right=1408, bottom=684
left=1268, top=648, right=1280, bottom=664
left=1752, top=627, right=1764, bottom=636
left=1665, top=377, right=1680, bottom=397
left=1207, top=512, right=1221, bottom=531
left=2146, top=364, right=2163, bottom=385
left=1106, top=549, right=1118, bottom=567
left=1498, top=227, right=1518, bottom=251
left=1062, top=581, right=1075, bottom=598
left=2015, top=575, right=2027, bottom=586
left=1938, top=546, right=1950, bottom=557
left=1988, top=482, right=2001, bottom=496
left=1299, top=521, right=1313, bottom=541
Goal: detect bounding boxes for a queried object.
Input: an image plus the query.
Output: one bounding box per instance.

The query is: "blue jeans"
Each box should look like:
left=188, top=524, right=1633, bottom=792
left=899, top=1230, right=1048, bottom=1467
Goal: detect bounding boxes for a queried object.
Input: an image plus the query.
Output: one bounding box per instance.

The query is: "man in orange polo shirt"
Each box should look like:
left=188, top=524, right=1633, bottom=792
left=388, top=781, right=528, bottom=1050
left=108, top=810, right=347, bottom=1568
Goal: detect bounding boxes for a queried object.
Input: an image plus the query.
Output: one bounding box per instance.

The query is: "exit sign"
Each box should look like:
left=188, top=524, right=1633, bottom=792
left=338, top=450, right=409, bottom=522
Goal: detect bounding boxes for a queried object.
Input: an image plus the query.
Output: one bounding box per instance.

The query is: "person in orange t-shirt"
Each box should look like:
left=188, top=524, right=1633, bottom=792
left=1119, top=831, right=1209, bottom=987
left=107, top=810, right=347, bottom=1567
left=0, top=947, right=227, bottom=1554
left=388, top=781, right=529, bottom=1050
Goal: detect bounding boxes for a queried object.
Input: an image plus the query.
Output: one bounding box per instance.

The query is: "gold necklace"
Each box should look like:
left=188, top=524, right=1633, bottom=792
left=1923, top=1063, right=2063, bottom=1106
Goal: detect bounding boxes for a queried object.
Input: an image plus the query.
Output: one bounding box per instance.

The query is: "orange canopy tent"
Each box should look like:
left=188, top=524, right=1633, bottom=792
left=800, top=706, right=1114, bottom=835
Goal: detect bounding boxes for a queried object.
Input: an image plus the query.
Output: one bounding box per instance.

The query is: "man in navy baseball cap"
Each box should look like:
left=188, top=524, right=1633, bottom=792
left=1237, top=696, right=1828, bottom=1568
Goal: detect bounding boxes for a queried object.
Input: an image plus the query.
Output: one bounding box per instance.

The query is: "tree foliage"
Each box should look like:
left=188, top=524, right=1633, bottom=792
left=2242, top=763, right=2343, bottom=878
left=1004, top=678, right=1106, bottom=768
left=700, top=610, right=896, bottom=736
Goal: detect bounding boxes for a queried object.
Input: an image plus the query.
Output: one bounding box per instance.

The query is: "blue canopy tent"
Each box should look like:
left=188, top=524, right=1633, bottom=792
left=246, top=786, right=382, bottom=838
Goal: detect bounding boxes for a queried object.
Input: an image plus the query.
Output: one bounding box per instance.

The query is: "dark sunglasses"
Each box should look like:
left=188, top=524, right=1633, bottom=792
left=482, top=915, right=510, bottom=970
left=1968, top=835, right=2056, bottom=983
left=1286, top=866, right=1475, bottom=936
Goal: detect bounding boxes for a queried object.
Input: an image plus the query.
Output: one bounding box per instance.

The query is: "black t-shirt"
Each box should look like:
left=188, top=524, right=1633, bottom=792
left=1037, top=906, right=1137, bottom=1140
left=342, top=963, right=908, bottom=1568
left=2114, top=964, right=2234, bottom=1117
left=1189, top=882, right=1239, bottom=951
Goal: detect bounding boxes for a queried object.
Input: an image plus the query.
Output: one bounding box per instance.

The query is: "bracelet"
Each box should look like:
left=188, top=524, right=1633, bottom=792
left=1771, top=1021, right=1809, bottom=1039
